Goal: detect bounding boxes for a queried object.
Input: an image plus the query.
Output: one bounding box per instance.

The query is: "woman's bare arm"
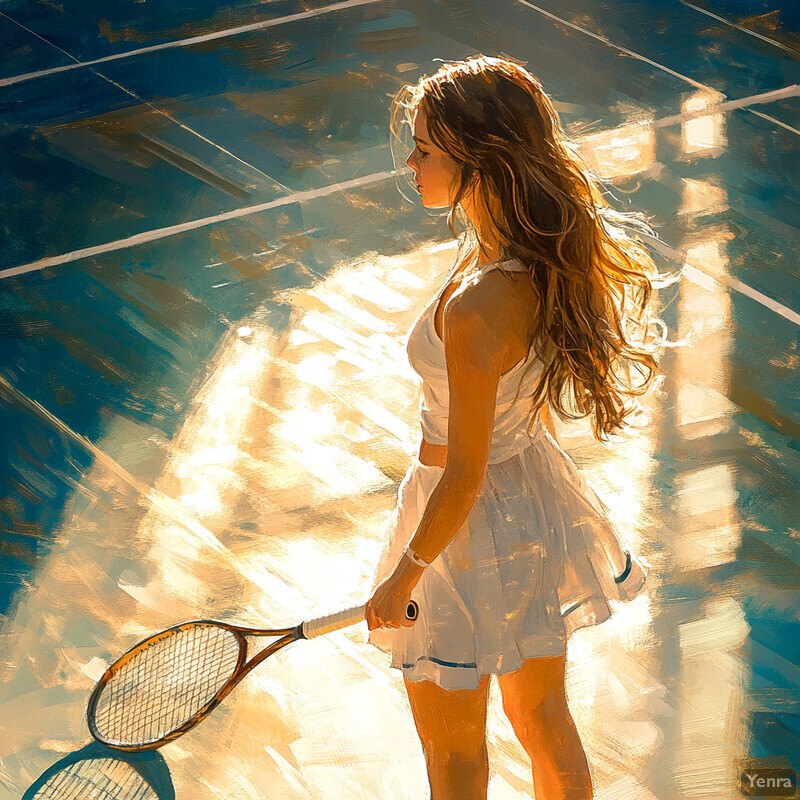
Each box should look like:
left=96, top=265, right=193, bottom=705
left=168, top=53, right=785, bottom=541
left=404, top=287, right=507, bottom=568
left=370, top=276, right=538, bottom=624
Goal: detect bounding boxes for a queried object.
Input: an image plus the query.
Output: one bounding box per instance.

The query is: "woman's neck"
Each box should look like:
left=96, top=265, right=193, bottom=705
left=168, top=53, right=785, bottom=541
left=460, top=196, right=504, bottom=266
left=469, top=238, right=504, bottom=269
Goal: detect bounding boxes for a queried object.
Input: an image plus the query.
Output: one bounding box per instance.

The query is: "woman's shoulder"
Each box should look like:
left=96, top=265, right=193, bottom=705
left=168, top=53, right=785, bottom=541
left=441, top=261, right=538, bottom=360
left=445, top=261, right=537, bottom=327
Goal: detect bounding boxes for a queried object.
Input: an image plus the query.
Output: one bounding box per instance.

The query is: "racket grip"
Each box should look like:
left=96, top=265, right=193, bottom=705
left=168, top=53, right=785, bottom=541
left=301, top=600, right=419, bottom=639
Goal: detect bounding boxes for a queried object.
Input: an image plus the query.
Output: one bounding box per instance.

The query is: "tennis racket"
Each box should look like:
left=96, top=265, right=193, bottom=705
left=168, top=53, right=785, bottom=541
left=87, top=600, right=418, bottom=751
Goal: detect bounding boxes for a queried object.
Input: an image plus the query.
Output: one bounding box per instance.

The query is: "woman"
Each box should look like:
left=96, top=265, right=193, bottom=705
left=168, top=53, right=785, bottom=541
left=364, top=55, right=668, bottom=800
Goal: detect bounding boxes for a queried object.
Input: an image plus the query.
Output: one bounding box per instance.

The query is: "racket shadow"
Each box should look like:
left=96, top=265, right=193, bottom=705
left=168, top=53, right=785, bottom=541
left=22, top=741, right=175, bottom=800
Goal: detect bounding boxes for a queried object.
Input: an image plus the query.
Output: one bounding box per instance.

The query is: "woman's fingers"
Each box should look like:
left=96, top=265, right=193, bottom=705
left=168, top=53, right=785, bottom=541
left=364, top=600, right=374, bottom=630
left=367, top=611, right=392, bottom=630
left=366, top=588, right=409, bottom=629
left=365, top=599, right=384, bottom=630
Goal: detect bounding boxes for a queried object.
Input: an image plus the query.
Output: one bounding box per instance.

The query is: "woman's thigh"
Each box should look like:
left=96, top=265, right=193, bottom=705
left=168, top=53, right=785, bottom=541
left=496, top=654, right=570, bottom=733
left=403, top=673, right=491, bottom=758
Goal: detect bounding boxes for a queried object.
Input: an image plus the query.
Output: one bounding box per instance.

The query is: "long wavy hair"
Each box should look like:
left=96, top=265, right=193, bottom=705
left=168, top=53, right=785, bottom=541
left=390, top=55, right=673, bottom=442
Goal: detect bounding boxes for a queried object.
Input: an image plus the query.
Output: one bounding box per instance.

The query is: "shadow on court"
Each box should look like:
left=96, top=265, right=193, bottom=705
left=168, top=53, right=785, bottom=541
left=22, top=741, right=174, bottom=800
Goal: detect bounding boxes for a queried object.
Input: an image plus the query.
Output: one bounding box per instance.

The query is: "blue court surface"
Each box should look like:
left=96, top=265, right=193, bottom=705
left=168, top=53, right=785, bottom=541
left=1, top=1, right=798, bottom=798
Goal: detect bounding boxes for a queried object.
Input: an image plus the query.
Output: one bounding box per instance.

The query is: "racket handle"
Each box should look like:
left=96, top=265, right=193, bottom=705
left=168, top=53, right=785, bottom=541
left=301, top=600, right=419, bottom=639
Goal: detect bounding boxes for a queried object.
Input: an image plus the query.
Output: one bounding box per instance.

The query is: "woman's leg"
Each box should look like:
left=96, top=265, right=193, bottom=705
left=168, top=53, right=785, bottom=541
left=403, top=672, right=491, bottom=800
left=497, top=653, right=593, bottom=800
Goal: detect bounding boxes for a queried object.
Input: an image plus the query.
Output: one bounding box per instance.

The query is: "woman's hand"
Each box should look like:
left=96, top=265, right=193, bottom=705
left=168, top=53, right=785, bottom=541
left=365, top=566, right=420, bottom=631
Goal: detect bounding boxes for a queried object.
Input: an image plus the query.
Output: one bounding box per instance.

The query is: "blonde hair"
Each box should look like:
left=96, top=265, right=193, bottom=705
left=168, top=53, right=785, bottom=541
left=391, top=55, right=673, bottom=441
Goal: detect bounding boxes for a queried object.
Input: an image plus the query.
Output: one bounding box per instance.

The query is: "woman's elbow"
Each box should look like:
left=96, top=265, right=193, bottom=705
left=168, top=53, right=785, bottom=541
left=442, top=453, right=488, bottom=495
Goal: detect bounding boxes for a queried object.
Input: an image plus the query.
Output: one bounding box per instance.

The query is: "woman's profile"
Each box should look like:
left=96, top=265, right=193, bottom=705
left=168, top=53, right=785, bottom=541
left=364, top=54, right=669, bottom=800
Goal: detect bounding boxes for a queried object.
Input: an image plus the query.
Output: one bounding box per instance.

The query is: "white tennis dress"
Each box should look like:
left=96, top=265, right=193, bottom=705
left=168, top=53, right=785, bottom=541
left=367, top=254, right=649, bottom=690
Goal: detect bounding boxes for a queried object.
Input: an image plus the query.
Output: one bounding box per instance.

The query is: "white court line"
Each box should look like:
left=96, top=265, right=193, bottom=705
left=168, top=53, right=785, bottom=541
left=0, top=12, right=293, bottom=194
left=745, top=108, right=800, bottom=137
left=0, top=169, right=400, bottom=279
left=0, top=0, right=380, bottom=88
left=0, top=83, right=791, bottom=281
left=516, top=0, right=799, bottom=134
left=516, top=0, right=709, bottom=91
left=639, top=233, right=800, bottom=327
left=0, top=371, right=302, bottom=602
left=0, top=94, right=796, bottom=325
left=648, top=83, right=800, bottom=129
left=0, top=371, right=231, bottom=557
left=680, top=0, right=798, bottom=55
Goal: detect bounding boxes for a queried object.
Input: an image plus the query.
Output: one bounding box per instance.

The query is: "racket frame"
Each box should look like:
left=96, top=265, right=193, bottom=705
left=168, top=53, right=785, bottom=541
left=87, top=600, right=418, bottom=751
left=87, top=619, right=302, bottom=752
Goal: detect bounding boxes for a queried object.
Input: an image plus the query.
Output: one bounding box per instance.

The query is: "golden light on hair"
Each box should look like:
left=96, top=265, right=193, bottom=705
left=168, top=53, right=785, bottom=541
left=389, top=54, right=676, bottom=442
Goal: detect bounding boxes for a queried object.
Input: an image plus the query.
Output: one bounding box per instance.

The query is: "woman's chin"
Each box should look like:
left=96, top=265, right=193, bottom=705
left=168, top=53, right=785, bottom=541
left=419, top=193, right=449, bottom=209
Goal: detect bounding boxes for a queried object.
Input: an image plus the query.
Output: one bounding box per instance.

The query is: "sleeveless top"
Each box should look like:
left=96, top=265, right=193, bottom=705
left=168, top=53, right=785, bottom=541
left=406, top=253, right=548, bottom=465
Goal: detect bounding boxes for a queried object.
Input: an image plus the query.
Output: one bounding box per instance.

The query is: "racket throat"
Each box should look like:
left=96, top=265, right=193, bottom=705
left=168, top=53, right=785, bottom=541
left=235, top=628, right=301, bottom=683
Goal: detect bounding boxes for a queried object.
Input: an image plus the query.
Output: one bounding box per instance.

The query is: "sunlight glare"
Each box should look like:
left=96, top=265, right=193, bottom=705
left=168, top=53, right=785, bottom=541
left=681, top=89, right=726, bottom=156
left=580, top=121, right=656, bottom=180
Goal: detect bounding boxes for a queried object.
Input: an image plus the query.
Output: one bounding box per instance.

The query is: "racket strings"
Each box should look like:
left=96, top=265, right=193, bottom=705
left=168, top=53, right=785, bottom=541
left=93, top=625, right=241, bottom=746
left=30, top=758, right=156, bottom=800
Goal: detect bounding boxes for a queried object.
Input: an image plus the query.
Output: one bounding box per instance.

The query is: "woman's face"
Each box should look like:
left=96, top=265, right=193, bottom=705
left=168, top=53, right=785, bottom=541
left=405, top=107, right=462, bottom=209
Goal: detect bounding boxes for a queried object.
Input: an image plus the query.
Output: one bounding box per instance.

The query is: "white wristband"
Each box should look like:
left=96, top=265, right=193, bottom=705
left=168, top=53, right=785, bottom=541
left=404, top=545, right=432, bottom=568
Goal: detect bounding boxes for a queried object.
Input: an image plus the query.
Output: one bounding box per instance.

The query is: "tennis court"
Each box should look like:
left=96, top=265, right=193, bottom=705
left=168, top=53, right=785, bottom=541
left=1, top=0, right=798, bottom=797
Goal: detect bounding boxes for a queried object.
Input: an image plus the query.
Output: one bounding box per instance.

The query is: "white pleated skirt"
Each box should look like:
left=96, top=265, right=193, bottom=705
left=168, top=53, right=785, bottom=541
left=367, top=430, right=649, bottom=690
